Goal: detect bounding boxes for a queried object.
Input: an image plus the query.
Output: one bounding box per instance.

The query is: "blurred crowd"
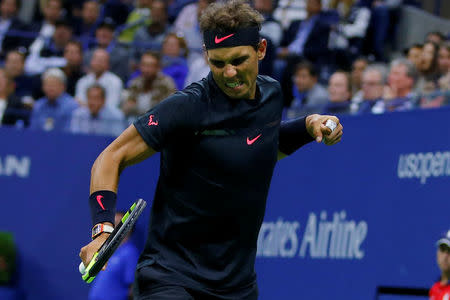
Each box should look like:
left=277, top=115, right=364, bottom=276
left=0, top=0, right=448, bottom=137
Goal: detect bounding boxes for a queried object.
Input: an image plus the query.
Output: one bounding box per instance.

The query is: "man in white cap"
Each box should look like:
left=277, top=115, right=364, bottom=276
left=430, top=230, right=450, bottom=300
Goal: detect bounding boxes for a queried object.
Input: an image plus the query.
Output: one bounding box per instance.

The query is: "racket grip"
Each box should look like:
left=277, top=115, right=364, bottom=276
left=79, top=262, right=86, bottom=274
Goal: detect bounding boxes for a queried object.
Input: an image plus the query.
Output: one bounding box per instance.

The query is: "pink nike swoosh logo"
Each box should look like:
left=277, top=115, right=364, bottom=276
left=247, top=134, right=262, bottom=145
left=215, top=33, right=234, bottom=44
left=96, top=195, right=105, bottom=210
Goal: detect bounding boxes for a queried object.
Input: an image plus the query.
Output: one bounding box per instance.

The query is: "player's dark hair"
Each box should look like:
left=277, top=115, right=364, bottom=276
left=200, top=0, right=263, bottom=34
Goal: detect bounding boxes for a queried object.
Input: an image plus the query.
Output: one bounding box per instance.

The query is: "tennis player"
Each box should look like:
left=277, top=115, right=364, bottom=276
left=79, top=0, right=343, bottom=298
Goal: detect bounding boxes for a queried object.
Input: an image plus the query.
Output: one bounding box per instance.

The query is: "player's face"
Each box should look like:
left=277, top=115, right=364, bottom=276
left=207, top=40, right=266, bottom=100
left=437, top=244, right=450, bottom=274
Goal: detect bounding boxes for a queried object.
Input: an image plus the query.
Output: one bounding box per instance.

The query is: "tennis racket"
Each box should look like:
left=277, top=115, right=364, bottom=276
left=79, top=199, right=147, bottom=283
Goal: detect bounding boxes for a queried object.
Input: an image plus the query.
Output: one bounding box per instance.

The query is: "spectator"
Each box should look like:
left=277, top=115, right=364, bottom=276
left=28, top=0, right=63, bottom=59
left=406, top=43, right=423, bottom=71
left=4, top=50, right=41, bottom=101
left=102, top=0, right=133, bottom=26
left=350, top=56, right=369, bottom=100
left=322, top=71, right=352, bottom=115
left=416, top=42, right=440, bottom=92
left=429, top=230, right=450, bottom=300
left=0, top=0, right=29, bottom=61
left=184, top=52, right=210, bottom=87
left=83, top=20, right=130, bottom=81
left=0, top=68, right=29, bottom=126
left=122, top=51, right=176, bottom=122
left=88, top=211, right=140, bottom=300
left=174, top=0, right=215, bottom=65
left=253, top=0, right=283, bottom=47
left=374, top=58, right=418, bottom=112
left=117, top=0, right=152, bottom=43
left=273, top=0, right=307, bottom=30
left=73, top=1, right=101, bottom=50
left=278, top=0, right=331, bottom=99
left=70, top=84, right=125, bottom=136
left=62, top=40, right=85, bottom=96
left=426, top=31, right=446, bottom=45
left=283, top=61, right=328, bottom=119
left=438, top=43, right=450, bottom=77
left=30, top=68, right=78, bottom=132
left=353, top=64, right=386, bottom=114
left=328, top=0, right=371, bottom=66
left=25, top=19, right=72, bottom=75
left=160, top=33, right=189, bottom=91
left=132, top=0, right=172, bottom=61
left=75, top=49, right=123, bottom=108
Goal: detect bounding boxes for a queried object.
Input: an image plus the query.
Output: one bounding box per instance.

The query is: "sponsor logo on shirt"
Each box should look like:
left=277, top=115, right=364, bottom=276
left=148, top=115, right=159, bottom=126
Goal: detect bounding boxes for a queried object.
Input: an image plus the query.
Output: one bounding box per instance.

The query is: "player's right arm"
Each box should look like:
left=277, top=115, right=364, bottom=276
left=79, top=124, right=156, bottom=268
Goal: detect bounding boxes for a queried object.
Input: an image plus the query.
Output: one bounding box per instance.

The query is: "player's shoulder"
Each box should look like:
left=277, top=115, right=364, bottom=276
left=165, top=77, right=211, bottom=106
left=257, top=75, right=282, bottom=90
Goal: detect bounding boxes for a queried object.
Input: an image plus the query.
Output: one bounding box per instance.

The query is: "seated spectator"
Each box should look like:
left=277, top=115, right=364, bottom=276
left=132, top=0, right=172, bottom=61
left=438, top=43, right=450, bottom=77
left=70, top=84, right=125, bottom=136
left=322, top=71, right=352, bottom=115
left=102, top=0, right=133, bottom=26
left=350, top=56, right=369, bottom=102
left=30, top=68, right=78, bottom=132
left=167, top=0, right=196, bottom=24
left=0, top=68, right=29, bottom=126
left=83, top=20, right=130, bottom=81
left=253, top=0, right=283, bottom=47
left=160, top=33, right=189, bottom=91
left=62, top=40, right=85, bottom=96
left=75, top=49, right=123, bottom=108
left=25, top=19, right=73, bottom=75
left=406, top=43, right=423, bottom=71
left=278, top=0, right=332, bottom=99
left=429, top=230, right=450, bottom=300
left=4, top=50, right=41, bottom=101
left=184, top=52, right=210, bottom=87
left=416, top=41, right=440, bottom=92
left=353, top=64, right=387, bottom=114
left=283, top=61, right=328, bottom=119
left=117, top=0, right=152, bottom=43
left=73, top=1, right=101, bottom=50
left=122, top=51, right=176, bottom=122
left=328, top=0, right=371, bottom=66
left=373, top=58, right=418, bottom=112
left=174, top=0, right=215, bottom=66
left=426, top=31, right=446, bottom=45
left=28, top=0, right=63, bottom=60
left=0, top=0, right=30, bottom=61
left=273, top=0, right=307, bottom=30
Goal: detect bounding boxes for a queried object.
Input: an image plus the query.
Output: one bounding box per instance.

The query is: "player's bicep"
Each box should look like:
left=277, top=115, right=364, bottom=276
left=107, top=124, right=156, bottom=171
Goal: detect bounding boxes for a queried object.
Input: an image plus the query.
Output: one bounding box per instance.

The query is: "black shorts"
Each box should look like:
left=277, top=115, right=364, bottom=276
left=134, top=260, right=258, bottom=300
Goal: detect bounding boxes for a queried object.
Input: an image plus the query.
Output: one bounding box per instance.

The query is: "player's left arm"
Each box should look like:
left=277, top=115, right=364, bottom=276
left=277, top=114, right=343, bottom=160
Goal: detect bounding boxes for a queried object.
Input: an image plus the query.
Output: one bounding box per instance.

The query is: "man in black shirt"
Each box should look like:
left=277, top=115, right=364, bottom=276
left=79, top=1, right=343, bottom=299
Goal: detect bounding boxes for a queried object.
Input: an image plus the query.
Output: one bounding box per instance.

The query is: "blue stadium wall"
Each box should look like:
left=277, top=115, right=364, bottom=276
left=0, top=108, right=449, bottom=299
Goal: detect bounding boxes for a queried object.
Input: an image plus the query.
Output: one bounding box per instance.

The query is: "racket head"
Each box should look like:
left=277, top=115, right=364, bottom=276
left=81, top=199, right=147, bottom=283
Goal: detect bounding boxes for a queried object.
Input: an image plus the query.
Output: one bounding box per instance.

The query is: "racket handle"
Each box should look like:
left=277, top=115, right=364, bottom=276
left=79, top=262, right=86, bottom=274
